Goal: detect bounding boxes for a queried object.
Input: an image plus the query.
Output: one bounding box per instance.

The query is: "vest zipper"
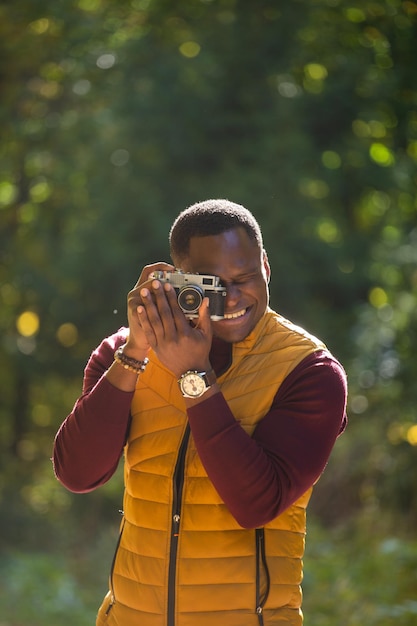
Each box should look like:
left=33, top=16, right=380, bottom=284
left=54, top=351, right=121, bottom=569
left=255, top=528, right=270, bottom=626
left=105, top=514, right=126, bottom=616
left=167, top=425, right=190, bottom=626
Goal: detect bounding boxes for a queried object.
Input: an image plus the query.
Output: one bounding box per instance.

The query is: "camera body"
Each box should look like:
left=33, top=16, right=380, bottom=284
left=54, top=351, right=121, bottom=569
left=149, top=270, right=226, bottom=320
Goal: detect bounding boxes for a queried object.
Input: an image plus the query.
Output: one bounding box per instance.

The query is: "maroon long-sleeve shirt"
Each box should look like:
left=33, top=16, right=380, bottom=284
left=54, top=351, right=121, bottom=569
left=53, top=328, right=347, bottom=528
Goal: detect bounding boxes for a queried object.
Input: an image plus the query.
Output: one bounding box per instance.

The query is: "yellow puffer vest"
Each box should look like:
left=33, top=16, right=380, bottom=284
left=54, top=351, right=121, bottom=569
left=97, top=309, right=326, bottom=626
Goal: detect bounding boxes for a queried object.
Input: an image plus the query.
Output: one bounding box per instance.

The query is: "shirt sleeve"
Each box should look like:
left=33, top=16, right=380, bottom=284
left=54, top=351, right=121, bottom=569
left=52, top=329, right=132, bottom=493
left=186, top=350, right=348, bottom=529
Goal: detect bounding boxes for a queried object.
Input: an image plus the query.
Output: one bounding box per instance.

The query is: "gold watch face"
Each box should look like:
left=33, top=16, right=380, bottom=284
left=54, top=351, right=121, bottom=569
left=181, top=372, right=206, bottom=397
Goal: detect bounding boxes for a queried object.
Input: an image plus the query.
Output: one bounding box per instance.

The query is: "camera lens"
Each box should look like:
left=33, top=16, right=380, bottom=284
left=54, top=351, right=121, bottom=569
left=177, top=285, right=203, bottom=314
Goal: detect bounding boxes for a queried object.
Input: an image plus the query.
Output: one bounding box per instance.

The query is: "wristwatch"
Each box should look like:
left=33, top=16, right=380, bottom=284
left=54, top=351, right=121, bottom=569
left=178, top=369, right=215, bottom=399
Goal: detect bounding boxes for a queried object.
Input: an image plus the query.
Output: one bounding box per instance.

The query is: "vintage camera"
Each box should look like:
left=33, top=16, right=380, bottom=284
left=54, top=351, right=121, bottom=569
left=149, top=270, right=226, bottom=320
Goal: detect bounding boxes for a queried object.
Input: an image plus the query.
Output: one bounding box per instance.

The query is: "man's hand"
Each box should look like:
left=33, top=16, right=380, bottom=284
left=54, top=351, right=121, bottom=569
left=137, top=279, right=213, bottom=377
left=125, top=262, right=175, bottom=360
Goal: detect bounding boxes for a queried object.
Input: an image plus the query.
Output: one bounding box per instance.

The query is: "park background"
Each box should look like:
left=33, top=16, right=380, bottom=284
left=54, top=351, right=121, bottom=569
left=1, top=0, right=417, bottom=624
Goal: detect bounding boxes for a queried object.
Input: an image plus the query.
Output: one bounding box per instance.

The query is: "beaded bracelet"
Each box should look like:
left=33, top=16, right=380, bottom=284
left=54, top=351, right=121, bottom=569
left=114, top=344, right=149, bottom=374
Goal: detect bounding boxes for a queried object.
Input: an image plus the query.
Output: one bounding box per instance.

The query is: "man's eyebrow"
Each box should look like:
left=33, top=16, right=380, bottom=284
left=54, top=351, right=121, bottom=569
left=195, top=265, right=260, bottom=280
left=223, top=268, right=260, bottom=280
left=235, top=270, right=258, bottom=277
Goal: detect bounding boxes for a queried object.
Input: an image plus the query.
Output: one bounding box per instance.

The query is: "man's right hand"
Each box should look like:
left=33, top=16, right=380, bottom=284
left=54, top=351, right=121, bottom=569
left=124, top=262, right=175, bottom=360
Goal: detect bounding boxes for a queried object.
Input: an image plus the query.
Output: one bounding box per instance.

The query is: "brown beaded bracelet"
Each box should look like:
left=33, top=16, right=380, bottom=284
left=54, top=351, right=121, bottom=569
left=114, top=344, right=149, bottom=374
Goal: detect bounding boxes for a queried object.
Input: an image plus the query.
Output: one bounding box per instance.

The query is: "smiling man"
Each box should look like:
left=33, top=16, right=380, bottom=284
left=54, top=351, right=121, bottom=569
left=53, top=199, right=347, bottom=626
left=176, top=225, right=269, bottom=344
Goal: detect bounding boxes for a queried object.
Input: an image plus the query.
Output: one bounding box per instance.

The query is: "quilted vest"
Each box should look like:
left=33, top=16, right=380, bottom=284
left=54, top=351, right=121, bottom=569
left=96, top=309, right=326, bottom=626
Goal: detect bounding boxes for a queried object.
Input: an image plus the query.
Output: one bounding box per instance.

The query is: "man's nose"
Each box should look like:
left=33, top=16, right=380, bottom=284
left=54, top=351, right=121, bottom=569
left=225, top=284, right=240, bottom=307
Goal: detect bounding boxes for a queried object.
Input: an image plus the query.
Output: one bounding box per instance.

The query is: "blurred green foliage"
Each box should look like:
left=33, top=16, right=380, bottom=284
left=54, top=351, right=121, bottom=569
left=303, top=521, right=417, bottom=625
left=1, top=0, right=417, bottom=623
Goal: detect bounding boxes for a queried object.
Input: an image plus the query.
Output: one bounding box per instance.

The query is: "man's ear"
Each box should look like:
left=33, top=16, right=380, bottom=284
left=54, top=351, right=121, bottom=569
left=262, top=249, right=271, bottom=283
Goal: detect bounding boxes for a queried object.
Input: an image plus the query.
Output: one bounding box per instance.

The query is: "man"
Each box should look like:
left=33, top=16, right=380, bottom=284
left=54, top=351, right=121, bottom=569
left=53, top=199, right=347, bottom=626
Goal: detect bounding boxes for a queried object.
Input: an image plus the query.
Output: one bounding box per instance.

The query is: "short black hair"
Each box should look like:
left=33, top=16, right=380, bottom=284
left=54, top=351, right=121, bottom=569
left=169, top=199, right=263, bottom=263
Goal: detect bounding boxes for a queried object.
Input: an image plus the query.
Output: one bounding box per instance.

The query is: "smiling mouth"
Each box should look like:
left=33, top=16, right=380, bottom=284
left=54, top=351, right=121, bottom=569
left=223, top=308, right=248, bottom=320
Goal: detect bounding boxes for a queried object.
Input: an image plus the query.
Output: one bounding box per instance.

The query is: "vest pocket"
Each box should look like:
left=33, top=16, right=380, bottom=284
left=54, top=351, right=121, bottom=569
left=105, top=516, right=126, bottom=617
left=96, top=591, right=114, bottom=625
left=255, top=528, right=270, bottom=626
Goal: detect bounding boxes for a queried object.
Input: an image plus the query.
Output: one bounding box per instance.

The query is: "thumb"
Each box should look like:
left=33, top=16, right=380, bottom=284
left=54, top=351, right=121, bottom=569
left=197, top=297, right=212, bottom=333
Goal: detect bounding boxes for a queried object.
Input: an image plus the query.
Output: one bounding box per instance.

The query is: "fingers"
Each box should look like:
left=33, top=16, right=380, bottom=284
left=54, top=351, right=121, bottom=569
left=163, top=282, right=193, bottom=331
left=197, top=297, right=212, bottom=332
left=137, top=281, right=181, bottom=346
left=136, top=284, right=213, bottom=375
left=133, top=262, right=175, bottom=290
left=126, top=263, right=176, bottom=354
left=128, top=263, right=174, bottom=320
left=137, top=284, right=163, bottom=348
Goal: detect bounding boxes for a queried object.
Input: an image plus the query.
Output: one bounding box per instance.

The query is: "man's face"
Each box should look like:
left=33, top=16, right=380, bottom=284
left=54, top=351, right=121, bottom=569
left=177, top=227, right=270, bottom=343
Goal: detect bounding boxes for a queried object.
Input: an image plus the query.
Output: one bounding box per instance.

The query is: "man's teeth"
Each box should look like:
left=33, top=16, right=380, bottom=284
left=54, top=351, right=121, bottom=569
left=224, top=308, right=246, bottom=320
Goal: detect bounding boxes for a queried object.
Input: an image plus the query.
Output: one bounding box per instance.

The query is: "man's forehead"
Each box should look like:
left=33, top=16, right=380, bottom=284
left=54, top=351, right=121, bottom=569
left=182, top=229, right=262, bottom=274
left=187, top=227, right=257, bottom=253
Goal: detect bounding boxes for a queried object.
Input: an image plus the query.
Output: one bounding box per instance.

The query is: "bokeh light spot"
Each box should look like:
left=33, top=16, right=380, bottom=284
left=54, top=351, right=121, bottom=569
left=179, top=41, right=201, bottom=58
left=56, top=323, right=78, bottom=347
left=322, top=150, right=341, bottom=169
left=304, top=63, right=328, bottom=80
left=17, top=311, right=40, bottom=337
left=406, top=425, right=417, bottom=446
left=369, top=143, right=395, bottom=167
left=0, top=181, right=18, bottom=207
left=369, top=287, right=388, bottom=308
